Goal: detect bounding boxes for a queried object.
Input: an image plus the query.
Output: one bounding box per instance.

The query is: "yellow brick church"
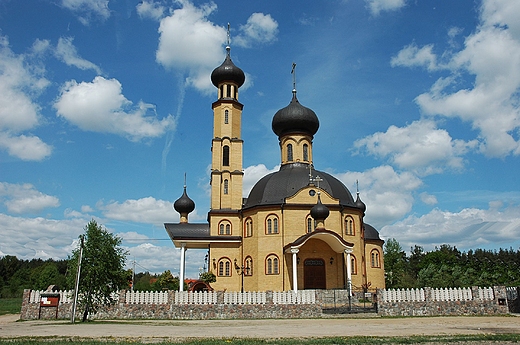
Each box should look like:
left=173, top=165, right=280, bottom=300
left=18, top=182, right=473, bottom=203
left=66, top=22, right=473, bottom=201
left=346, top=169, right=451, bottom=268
left=165, top=41, right=385, bottom=293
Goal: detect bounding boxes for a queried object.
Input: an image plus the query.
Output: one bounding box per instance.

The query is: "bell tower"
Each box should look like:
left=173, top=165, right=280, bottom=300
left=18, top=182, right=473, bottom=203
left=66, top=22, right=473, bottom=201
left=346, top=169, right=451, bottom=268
left=209, top=26, right=245, bottom=227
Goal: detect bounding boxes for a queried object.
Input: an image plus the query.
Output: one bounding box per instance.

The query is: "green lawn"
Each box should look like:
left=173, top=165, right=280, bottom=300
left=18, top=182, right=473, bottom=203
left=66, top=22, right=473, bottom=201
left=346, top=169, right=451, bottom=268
left=1, top=334, right=520, bottom=345
left=0, top=298, right=22, bottom=315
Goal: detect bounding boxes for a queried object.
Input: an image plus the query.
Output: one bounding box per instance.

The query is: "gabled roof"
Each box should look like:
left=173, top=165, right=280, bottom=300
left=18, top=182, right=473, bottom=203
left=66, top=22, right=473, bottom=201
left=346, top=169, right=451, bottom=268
left=164, top=223, right=241, bottom=249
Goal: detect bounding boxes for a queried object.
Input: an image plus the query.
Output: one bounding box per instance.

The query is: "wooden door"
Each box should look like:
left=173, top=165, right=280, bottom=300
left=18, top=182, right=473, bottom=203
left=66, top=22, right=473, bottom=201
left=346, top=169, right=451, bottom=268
left=304, top=258, right=326, bottom=289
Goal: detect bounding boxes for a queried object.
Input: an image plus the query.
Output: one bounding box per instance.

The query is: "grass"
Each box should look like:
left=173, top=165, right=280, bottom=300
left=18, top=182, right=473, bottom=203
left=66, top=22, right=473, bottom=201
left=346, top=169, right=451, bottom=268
left=1, top=334, right=520, bottom=344
left=0, top=298, right=22, bottom=315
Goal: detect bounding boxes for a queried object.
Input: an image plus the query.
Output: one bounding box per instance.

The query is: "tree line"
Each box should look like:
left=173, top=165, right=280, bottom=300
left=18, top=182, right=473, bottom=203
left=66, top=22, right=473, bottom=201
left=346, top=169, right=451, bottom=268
left=383, top=238, right=520, bottom=289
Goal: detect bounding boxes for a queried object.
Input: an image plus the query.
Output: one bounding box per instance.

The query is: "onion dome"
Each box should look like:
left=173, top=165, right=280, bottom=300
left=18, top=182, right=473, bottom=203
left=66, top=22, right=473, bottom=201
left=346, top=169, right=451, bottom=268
left=355, top=192, right=366, bottom=214
left=211, top=46, right=245, bottom=88
left=174, top=186, right=195, bottom=216
left=272, top=90, right=319, bottom=137
left=310, top=195, right=330, bottom=222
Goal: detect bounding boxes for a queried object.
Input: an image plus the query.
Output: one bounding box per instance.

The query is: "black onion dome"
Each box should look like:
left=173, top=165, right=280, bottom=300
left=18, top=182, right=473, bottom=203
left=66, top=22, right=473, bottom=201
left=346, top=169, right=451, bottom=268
left=174, top=187, right=195, bottom=215
left=244, top=163, right=355, bottom=209
left=355, top=192, right=366, bottom=214
left=364, top=223, right=381, bottom=241
left=272, top=91, right=319, bottom=137
left=310, top=195, right=330, bottom=221
left=211, top=48, right=245, bottom=88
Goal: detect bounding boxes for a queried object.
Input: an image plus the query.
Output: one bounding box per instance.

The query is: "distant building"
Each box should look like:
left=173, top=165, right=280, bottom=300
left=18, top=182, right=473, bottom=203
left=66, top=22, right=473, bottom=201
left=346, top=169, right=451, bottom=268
left=165, top=40, right=385, bottom=293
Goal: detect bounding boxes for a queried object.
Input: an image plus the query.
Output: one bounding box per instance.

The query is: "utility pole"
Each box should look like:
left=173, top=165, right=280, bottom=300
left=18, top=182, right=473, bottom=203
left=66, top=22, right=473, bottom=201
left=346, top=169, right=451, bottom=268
left=71, top=235, right=84, bottom=323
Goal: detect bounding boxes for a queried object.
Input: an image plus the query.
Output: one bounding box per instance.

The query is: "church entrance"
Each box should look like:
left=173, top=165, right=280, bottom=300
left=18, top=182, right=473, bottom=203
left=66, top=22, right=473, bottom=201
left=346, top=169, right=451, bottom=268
left=304, top=258, right=326, bottom=289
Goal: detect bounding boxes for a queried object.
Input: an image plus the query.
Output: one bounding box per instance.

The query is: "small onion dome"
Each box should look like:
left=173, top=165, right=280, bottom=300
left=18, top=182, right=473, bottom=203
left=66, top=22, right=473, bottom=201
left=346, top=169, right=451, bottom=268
left=310, top=195, right=330, bottom=222
left=355, top=192, right=366, bottom=214
left=211, top=47, right=245, bottom=88
left=174, top=186, right=195, bottom=215
left=272, top=91, right=319, bottom=137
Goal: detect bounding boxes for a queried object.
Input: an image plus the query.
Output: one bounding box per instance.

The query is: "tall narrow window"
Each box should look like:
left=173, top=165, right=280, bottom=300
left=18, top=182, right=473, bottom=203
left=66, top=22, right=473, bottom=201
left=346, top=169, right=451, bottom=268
left=219, top=224, right=224, bottom=235
left=371, top=250, right=381, bottom=268
left=225, top=224, right=230, bottom=235
left=223, top=146, right=229, bottom=166
left=345, top=217, right=354, bottom=235
left=267, top=258, right=272, bottom=274
left=273, top=218, right=278, bottom=234
left=225, top=261, right=231, bottom=276
left=223, top=179, right=229, bottom=194
left=303, top=144, right=308, bottom=161
left=224, top=110, right=229, bottom=124
left=219, top=261, right=224, bottom=276
left=245, top=257, right=253, bottom=276
left=307, top=218, right=313, bottom=233
left=267, top=219, right=272, bottom=234
left=226, top=84, right=231, bottom=98
left=287, top=144, right=293, bottom=161
left=245, top=218, right=253, bottom=237
left=351, top=255, right=357, bottom=275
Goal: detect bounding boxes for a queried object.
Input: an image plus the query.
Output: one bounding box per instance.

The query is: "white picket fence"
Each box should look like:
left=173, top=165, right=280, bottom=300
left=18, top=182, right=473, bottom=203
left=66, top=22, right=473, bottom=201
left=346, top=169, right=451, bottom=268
left=28, top=289, right=316, bottom=305
left=380, top=287, right=494, bottom=302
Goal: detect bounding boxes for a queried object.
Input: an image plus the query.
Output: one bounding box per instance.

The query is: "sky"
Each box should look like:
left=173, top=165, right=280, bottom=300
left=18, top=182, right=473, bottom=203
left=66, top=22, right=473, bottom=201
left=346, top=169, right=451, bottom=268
left=1, top=0, right=520, bottom=279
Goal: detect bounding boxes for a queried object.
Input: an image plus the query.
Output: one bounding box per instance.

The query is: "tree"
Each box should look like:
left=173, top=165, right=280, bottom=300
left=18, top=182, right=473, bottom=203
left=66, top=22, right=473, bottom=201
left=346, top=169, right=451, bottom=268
left=67, top=220, right=129, bottom=321
left=383, top=238, right=407, bottom=288
left=152, top=270, right=180, bottom=291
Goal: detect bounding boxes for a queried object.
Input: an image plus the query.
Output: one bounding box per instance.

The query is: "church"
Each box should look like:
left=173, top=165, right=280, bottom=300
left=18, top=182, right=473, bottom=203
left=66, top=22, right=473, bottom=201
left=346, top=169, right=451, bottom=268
left=165, top=39, right=385, bottom=293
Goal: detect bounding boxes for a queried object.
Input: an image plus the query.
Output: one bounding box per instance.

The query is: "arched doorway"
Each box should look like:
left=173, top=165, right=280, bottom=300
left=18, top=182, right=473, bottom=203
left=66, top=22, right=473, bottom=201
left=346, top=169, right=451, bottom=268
left=304, top=258, right=326, bottom=289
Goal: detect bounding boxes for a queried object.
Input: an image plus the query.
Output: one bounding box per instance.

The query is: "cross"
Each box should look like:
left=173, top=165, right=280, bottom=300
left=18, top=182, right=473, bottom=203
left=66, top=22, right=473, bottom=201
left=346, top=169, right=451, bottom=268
left=291, top=62, right=297, bottom=91
left=227, top=23, right=230, bottom=47
left=313, top=175, right=323, bottom=189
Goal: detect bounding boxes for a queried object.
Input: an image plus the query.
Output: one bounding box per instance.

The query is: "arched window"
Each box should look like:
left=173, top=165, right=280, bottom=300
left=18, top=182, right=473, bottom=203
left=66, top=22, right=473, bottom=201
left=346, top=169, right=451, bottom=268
left=245, top=218, right=253, bottom=237
left=266, top=215, right=279, bottom=234
left=223, top=179, right=229, bottom=194
left=306, top=215, right=316, bottom=233
left=307, top=217, right=313, bottom=233
left=245, top=256, right=253, bottom=276
left=350, top=255, right=357, bottom=275
left=345, top=216, right=355, bottom=236
left=219, top=221, right=231, bottom=235
left=223, top=146, right=229, bottom=166
left=266, top=254, right=279, bottom=275
left=224, top=110, right=229, bottom=124
left=226, top=84, right=231, bottom=98
left=303, top=144, right=308, bottom=161
left=287, top=144, right=293, bottom=161
left=371, top=250, right=381, bottom=268
left=218, top=258, right=231, bottom=276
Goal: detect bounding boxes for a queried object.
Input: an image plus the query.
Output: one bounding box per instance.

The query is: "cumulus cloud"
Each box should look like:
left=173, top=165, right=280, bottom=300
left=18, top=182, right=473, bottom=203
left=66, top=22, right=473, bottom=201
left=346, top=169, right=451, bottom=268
left=54, top=76, right=176, bottom=141
left=243, top=164, right=279, bottom=197
left=0, top=35, right=52, bottom=161
left=234, top=13, right=279, bottom=48
left=334, top=165, right=422, bottom=228
left=55, top=37, right=102, bottom=74
left=0, top=182, right=59, bottom=214
left=155, top=1, right=226, bottom=93
left=381, top=204, right=520, bottom=252
left=390, top=43, right=439, bottom=71
left=365, top=0, right=406, bottom=16
left=136, top=0, right=166, bottom=21
left=354, top=119, right=477, bottom=175
left=420, top=192, right=438, bottom=206
left=394, top=0, right=520, bottom=158
left=60, top=0, right=110, bottom=25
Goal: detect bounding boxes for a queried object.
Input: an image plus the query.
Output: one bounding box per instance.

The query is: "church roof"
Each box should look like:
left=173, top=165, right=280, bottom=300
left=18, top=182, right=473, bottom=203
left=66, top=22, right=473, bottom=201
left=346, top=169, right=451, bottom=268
left=364, top=223, right=382, bottom=241
left=210, top=47, right=245, bottom=88
left=272, top=91, right=319, bottom=137
left=243, top=162, right=357, bottom=209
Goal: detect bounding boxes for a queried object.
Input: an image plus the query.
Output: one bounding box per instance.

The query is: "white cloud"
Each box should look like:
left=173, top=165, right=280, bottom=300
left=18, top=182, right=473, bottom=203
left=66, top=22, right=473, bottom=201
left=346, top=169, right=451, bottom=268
left=0, top=35, right=52, bottom=161
left=381, top=204, right=520, bottom=252
left=234, top=13, right=279, bottom=48
left=54, top=76, right=176, bottom=141
left=420, top=192, right=438, bottom=206
left=397, top=0, right=520, bottom=158
left=137, top=0, right=166, bottom=21
left=243, top=164, right=280, bottom=197
left=60, top=0, right=110, bottom=25
left=0, top=214, right=87, bottom=260
left=354, top=119, right=477, bottom=175
left=55, top=37, right=102, bottom=74
left=155, top=1, right=225, bottom=94
left=98, top=196, right=208, bottom=224
left=0, top=182, right=60, bottom=214
left=335, top=165, right=422, bottom=228
left=365, top=0, right=406, bottom=16
left=391, top=43, right=439, bottom=71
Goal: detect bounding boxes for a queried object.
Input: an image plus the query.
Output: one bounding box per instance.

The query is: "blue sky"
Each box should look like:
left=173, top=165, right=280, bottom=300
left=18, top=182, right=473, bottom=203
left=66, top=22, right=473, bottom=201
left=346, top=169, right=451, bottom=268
left=1, top=0, right=520, bottom=278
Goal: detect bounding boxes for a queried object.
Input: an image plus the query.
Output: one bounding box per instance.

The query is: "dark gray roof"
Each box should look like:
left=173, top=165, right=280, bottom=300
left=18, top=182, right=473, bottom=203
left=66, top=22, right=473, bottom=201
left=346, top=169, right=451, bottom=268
left=364, top=223, right=382, bottom=241
left=164, top=223, right=210, bottom=239
left=173, top=187, right=195, bottom=214
left=244, top=162, right=357, bottom=209
left=211, top=49, right=245, bottom=88
left=272, top=91, right=319, bottom=137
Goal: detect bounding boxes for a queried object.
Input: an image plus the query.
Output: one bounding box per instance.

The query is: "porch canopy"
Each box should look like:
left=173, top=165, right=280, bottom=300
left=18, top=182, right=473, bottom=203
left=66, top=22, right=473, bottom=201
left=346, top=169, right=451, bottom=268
left=164, top=223, right=241, bottom=291
left=283, top=229, right=354, bottom=293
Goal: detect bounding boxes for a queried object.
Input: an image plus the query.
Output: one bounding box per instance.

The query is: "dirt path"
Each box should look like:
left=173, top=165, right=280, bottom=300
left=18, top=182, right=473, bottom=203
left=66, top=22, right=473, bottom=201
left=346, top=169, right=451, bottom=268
left=1, top=314, right=519, bottom=341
